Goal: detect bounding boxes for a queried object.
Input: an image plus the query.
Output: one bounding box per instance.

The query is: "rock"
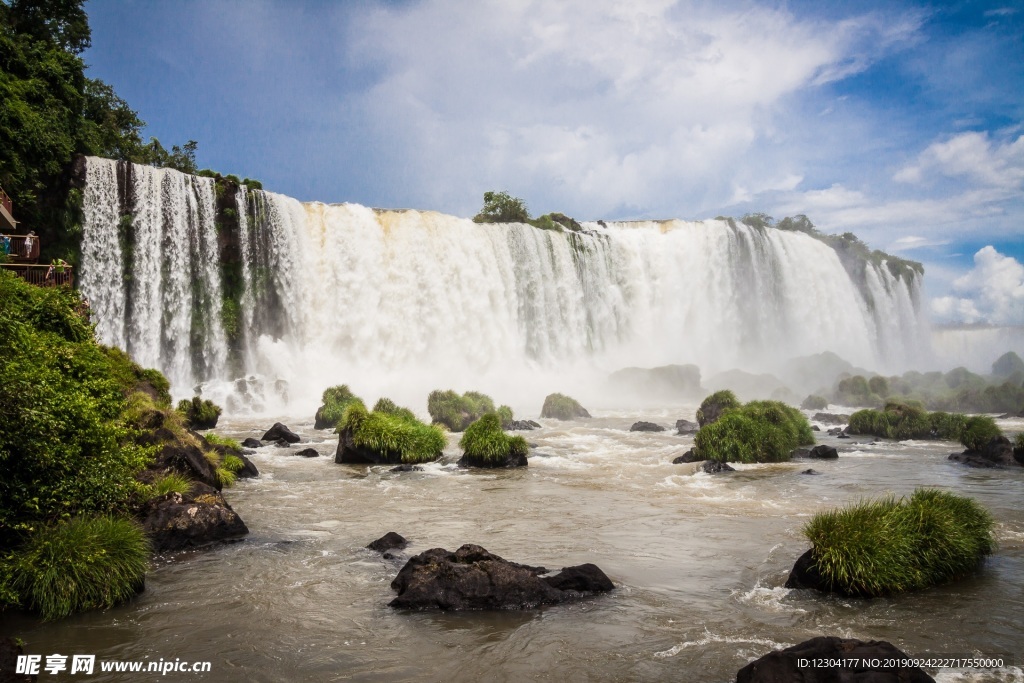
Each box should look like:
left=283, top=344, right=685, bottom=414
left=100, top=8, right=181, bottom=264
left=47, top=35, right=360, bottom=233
left=949, top=435, right=1022, bottom=468
left=814, top=412, right=851, bottom=426
left=736, top=636, right=935, bottom=683
left=368, top=532, right=408, bottom=553
left=241, top=437, right=263, bottom=448
left=389, top=544, right=613, bottom=610
left=457, top=450, right=529, bottom=468
left=675, top=419, right=699, bottom=434
left=672, top=449, right=704, bottom=464
left=837, top=433, right=850, bottom=439
left=335, top=427, right=399, bottom=465
left=701, top=460, right=735, bottom=474
left=811, top=425, right=821, bottom=431
left=697, top=392, right=737, bottom=427
left=390, top=464, right=424, bottom=472
left=154, top=440, right=219, bottom=490
left=791, top=448, right=811, bottom=458
left=801, top=469, right=820, bottom=475
left=0, top=636, right=36, bottom=682
left=540, top=393, right=591, bottom=420
left=827, top=427, right=844, bottom=436
left=629, top=421, right=666, bottom=432
left=262, top=422, right=300, bottom=443
left=808, top=444, right=839, bottom=459
left=507, top=419, right=542, bottom=430
left=139, top=484, right=248, bottom=553
left=235, top=454, right=259, bottom=478
left=295, top=447, right=319, bottom=457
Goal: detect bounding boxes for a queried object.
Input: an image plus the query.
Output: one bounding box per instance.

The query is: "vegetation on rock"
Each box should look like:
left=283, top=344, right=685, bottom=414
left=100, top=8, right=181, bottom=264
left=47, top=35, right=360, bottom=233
left=342, top=399, right=446, bottom=464
left=827, top=366, right=1024, bottom=415
left=800, top=394, right=829, bottom=411
left=847, top=402, right=974, bottom=442
left=427, top=389, right=496, bottom=431
left=540, top=393, right=590, bottom=420
left=694, top=399, right=814, bottom=464
left=696, top=389, right=740, bottom=427
left=959, top=416, right=1002, bottom=452
left=176, top=396, right=222, bottom=429
left=459, top=413, right=529, bottom=465
left=801, top=489, right=995, bottom=596
left=314, top=384, right=361, bottom=430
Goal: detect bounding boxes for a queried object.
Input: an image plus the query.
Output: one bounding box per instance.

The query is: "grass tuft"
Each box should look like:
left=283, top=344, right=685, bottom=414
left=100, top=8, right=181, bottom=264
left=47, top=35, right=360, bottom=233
left=221, top=455, right=245, bottom=474
left=695, top=399, right=813, bottom=463
left=459, top=413, right=529, bottom=463
left=175, top=396, right=222, bottom=429
left=214, top=467, right=237, bottom=488
left=427, top=389, right=496, bottom=431
left=9, top=516, right=150, bottom=620
left=802, top=488, right=995, bottom=596
left=847, top=402, right=973, bottom=441
left=316, top=385, right=361, bottom=430
left=150, top=472, right=191, bottom=498
left=343, top=398, right=446, bottom=464
left=204, top=433, right=241, bottom=451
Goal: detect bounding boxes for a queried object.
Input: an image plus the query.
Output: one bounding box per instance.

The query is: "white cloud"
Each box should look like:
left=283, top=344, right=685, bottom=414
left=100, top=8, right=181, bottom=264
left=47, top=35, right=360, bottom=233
left=894, top=131, right=1024, bottom=191
left=888, top=235, right=950, bottom=251
left=930, top=246, right=1024, bottom=325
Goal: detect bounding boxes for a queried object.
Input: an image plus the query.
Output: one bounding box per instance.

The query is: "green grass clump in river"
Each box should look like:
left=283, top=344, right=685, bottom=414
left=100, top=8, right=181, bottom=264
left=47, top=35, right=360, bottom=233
left=343, top=399, right=446, bottom=464
left=460, top=413, right=529, bottom=464
left=802, top=489, right=995, bottom=597
left=694, top=398, right=813, bottom=463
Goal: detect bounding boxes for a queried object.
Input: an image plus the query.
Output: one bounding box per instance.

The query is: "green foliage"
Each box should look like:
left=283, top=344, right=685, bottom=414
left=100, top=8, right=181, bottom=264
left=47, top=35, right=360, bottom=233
left=150, top=472, right=191, bottom=498
left=221, top=454, right=245, bottom=473
left=372, top=397, right=417, bottom=422
left=695, top=399, right=813, bottom=464
left=800, top=394, right=828, bottom=410
left=214, top=467, right=237, bottom=488
left=0, top=271, right=152, bottom=547
left=459, top=413, right=529, bottom=464
left=696, top=389, right=739, bottom=426
left=846, top=402, right=969, bottom=441
left=868, top=375, right=889, bottom=397
left=342, top=399, right=446, bottom=464
left=204, top=433, right=241, bottom=451
left=803, top=489, right=995, bottom=596
left=875, top=367, right=1024, bottom=414
left=497, top=404, right=514, bottom=429
left=960, top=416, right=1002, bottom=452
left=175, top=396, right=222, bottom=428
left=7, top=516, right=150, bottom=620
left=472, top=191, right=530, bottom=223
left=540, top=392, right=590, bottom=420
left=427, top=389, right=496, bottom=431
left=316, top=384, right=361, bottom=430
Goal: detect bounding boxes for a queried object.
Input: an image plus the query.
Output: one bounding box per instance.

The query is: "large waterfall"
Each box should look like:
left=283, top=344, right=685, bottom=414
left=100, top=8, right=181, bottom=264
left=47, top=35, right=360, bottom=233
left=79, top=157, right=928, bottom=415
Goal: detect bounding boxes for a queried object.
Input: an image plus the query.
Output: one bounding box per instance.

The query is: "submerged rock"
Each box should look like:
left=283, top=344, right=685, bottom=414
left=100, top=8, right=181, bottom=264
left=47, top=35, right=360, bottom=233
left=507, top=419, right=542, bottom=430
left=949, top=436, right=1022, bottom=469
left=736, top=636, right=935, bottom=683
left=629, top=421, right=666, bottom=432
left=241, top=437, right=263, bottom=448
left=262, top=422, right=300, bottom=443
left=675, top=419, right=699, bottom=434
left=701, top=460, right=735, bottom=474
left=808, top=445, right=839, bottom=459
left=390, top=464, right=424, bottom=472
left=368, top=532, right=409, bottom=553
left=140, top=483, right=248, bottom=553
left=295, top=447, right=319, bottom=458
left=235, top=454, right=260, bottom=478
left=389, top=544, right=613, bottom=610
left=672, top=449, right=704, bottom=464
left=801, top=469, right=820, bottom=475
left=457, top=450, right=528, bottom=468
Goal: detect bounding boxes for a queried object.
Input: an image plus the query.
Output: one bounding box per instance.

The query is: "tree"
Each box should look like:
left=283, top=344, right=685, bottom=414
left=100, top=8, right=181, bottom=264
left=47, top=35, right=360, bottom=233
left=472, top=191, right=530, bottom=224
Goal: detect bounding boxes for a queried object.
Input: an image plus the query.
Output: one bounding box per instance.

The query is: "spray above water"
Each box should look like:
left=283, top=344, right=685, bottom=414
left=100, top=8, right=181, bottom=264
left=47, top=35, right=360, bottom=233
left=79, top=157, right=928, bottom=415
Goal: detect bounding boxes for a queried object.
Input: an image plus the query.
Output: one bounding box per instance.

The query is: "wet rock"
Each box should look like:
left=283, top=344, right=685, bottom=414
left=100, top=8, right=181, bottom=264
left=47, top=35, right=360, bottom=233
left=801, top=469, right=820, bottom=475
left=629, top=421, right=666, bottom=432
left=808, top=445, right=839, bottom=459
left=949, top=436, right=1022, bottom=468
left=791, top=448, right=811, bottom=459
left=335, top=427, right=420, bottom=465
left=457, top=450, right=528, bottom=468
left=139, top=484, right=248, bottom=553
left=0, top=636, right=36, bottom=682
left=241, top=437, right=263, bottom=448
left=813, top=412, right=850, bottom=425
left=369, top=532, right=409, bottom=553
left=295, top=447, right=319, bottom=458
left=837, top=433, right=851, bottom=439
left=262, top=422, right=300, bottom=443
left=672, top=449, right=704, bottom=464
left=507, top=419, right=542, bottom=430
left=154, top=440, right=219, bottom=490
left=389, top=544, right=613, bottom=610
left=675, top=419, right=699, bottom=434
left=235, top=454, right=259, bottom=478
left=390, top=464, right=424, bottom=472
left=811, top=425, right=821, bottom=431
left=736, top=636, right=935, bottom=683
left=701, top=460, right=735, bottom=474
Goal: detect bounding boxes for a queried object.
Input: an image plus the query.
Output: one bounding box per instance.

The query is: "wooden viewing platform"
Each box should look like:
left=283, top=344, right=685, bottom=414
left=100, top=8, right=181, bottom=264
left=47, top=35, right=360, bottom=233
left=4, top=263, right=74, bottom=287
left=1, top=233, right=41, bottom=262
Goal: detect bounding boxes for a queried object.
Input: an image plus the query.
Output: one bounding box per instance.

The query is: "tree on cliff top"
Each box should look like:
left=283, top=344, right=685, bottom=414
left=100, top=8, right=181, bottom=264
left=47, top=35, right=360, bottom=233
left=473, top=191, right=531, bottom=224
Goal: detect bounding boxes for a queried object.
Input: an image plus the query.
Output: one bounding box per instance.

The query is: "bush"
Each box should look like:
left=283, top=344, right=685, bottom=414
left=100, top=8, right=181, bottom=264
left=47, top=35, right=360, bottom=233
left=802, top=489, right=995, bottom=596
left=960, top=416, right=1002, bottom=452
left=8, top=516, right=150, bottom=620
left=696, top=389, right=740, bottom=427
left=459, top=413, right=529, bottom=464
left=496, top=404, right=514, bottom=429
left=176, top=396, right=222, bottom=429
left=801, top=394, right=828, bottom=410
left=343, top=399, right=446, bottom=464
left=314, top=384, right=361, bottom=430
left=695, top=400, right=813, bottom=464
left=427, top=389, right=496, bottom=431
left=540, top=393, right=590, bottom=420
left=472, top=191, right=530, bottom=223
left=847, top=402, right=968, bottom=441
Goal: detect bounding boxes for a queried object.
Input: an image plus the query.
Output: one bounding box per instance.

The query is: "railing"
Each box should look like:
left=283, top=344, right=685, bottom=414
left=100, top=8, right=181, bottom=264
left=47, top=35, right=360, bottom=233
left=2, top=264, right=74, bottom=287
left=0, top=234, right=40, bottom=262
left=0, top=187, right=11, bottom=217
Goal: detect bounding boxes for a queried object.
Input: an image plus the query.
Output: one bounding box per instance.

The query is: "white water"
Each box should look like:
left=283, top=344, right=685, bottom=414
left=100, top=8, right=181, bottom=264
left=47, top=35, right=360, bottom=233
left=79, top=157, right=929, bottom=414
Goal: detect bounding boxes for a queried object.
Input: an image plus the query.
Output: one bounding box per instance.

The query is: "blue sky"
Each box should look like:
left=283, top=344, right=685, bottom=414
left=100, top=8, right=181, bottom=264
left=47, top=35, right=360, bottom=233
left=83, top=0, right=1023, bottom=325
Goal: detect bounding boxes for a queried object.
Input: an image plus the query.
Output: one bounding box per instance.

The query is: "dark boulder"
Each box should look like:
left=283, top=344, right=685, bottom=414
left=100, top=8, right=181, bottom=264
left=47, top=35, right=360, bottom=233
left=368, top=532, right=408, bottom=553
left=672, top=449, right=704, bottom=464
left=811, top=425, right=821, bottom=431
left=629, top=421, right=666, bottom=432
left=808, top=445, right=839, bottom=459
left=457, top=450, right=528, bottom=469
left=949, top=435, right=1022, bottom=468
left=235, top=454, right=259, bottom=478
left=675, top=419, right=699, bottom=434
left=389, top=544, right=613, bottom=610
left=736, top=636, right=934, bottom=683
left=241, top=437, right=263, bottom=448
left=785, top=549, right=835, bottom=593
left=295, top=447, right=319, bottom=458
left=335, top=427, right=402, bottom=465
left=1, top=636, right=36, bottom=682
left=139, top=484, right=248, bottom=553
left=262, top=422, right=300, bottom=443
left=801, top=469, right=820, bottom=475
left=814, top=412, right=850, bottom=425
left=154, top=440, right=219, bottom=490
left=701, top=460, right=735, bottom=474
left=507, top=419, right=542, bottom=430
left=390, top=464, right=424, bottom=472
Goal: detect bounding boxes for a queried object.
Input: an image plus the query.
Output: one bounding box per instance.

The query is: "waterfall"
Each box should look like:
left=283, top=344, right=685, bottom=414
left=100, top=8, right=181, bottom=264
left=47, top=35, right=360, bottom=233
left=79, top=157, right=930, bottom=414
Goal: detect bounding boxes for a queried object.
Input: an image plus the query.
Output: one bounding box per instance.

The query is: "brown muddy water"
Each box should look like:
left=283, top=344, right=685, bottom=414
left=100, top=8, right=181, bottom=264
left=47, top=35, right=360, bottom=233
left=5, top=408, right=1024, bottom=682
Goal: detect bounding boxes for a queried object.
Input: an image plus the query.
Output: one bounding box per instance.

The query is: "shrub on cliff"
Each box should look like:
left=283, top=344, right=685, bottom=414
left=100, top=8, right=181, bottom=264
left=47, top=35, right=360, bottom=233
left=540, top=393, right=590, bottom=420
left=694, top=399, right=813, bottom=464
left=799, top=489, right=995, bottom=596
left=472, top=191, right=530, bottom=223
left=428, top=389, right=496, bottom=431
left=314, top=384, right=361, bottom=430
left=176, top=396, right=222, bottom=429
left=7, top=516, right=150, bottom=620
left=459, top=413, right=529, bottom=467
left=341, top=399, right=446, bottom=464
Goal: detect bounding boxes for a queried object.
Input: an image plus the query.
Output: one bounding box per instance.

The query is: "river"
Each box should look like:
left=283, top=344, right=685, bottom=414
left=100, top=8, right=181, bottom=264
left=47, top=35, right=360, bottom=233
left=5, top=407, right=1023, bottom=682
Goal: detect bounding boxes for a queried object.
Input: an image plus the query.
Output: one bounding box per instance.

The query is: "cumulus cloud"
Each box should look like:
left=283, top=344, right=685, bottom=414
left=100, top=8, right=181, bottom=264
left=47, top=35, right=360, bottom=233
left=930, top=246, right=1024, bottom=325
left=894, top=130, right=1024, bottom=190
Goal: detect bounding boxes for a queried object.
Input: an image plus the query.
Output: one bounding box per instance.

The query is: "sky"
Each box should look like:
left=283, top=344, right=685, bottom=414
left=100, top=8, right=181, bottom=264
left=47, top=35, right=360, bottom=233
left=82, top=0, right=1024, bottom=326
